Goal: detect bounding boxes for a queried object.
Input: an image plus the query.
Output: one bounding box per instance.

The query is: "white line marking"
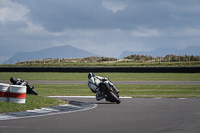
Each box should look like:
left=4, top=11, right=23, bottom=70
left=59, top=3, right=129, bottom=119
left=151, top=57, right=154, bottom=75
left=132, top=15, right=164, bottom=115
left=0, top=103, right=98, bottom=121
left=47, top=96, right=132, bottom=99
left=154, top=98, right=162, bottom=99
left=178, top=98, right=187, bottom=100
left=0, top=126, right=26, bottom=129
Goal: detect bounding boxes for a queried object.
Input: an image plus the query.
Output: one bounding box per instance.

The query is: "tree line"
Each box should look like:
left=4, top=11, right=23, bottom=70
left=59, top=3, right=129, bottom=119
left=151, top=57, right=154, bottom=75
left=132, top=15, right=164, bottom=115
left=124, top=54, right=200, bottom=62
left=15, top=56, right=118, bottom=64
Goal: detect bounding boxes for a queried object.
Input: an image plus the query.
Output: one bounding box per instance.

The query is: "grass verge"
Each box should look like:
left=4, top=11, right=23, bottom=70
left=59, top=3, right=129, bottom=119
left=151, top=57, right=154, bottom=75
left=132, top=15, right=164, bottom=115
left=35, top=84, right=200, bottom=98
left=0, top=72, right=200, bottom=81
left=0, top=95, right=66, bottom=113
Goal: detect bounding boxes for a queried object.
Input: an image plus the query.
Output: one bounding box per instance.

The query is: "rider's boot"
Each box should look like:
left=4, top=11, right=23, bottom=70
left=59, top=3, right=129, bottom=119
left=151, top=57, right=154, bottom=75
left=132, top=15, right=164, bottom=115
left=96, top=91, right=104, bottom=101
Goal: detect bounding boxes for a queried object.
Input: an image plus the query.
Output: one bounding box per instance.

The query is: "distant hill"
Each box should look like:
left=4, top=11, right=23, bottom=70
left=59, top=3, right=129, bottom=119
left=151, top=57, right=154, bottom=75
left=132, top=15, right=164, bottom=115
left=119, top=46, right=200, bottom=59
left=8, top=45, right=99, bottom=63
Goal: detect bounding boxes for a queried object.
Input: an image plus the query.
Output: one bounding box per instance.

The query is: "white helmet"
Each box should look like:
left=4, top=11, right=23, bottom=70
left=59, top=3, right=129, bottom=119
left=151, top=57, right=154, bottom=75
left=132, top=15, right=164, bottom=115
left=88, top=72, right=95, bottom=79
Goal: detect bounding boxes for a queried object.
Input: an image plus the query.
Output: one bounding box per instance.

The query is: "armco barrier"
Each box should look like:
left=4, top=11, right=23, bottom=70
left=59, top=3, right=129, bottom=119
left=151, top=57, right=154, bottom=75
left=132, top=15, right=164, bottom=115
left=0, top=67, right=200, bottom=73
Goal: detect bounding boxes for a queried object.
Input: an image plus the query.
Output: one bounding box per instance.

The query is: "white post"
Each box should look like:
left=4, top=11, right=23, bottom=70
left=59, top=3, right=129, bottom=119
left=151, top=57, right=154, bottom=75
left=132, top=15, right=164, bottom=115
left=188, top=55, right=190, bottom=63
left=159, top=57, right=161, bottom=64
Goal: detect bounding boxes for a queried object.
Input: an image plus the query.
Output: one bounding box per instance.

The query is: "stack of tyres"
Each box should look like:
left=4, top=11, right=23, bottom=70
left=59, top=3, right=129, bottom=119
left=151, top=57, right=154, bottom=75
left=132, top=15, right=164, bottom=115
left=9, top=85, right=27, bottom=103
left=0, top=83, right=10, bottom=102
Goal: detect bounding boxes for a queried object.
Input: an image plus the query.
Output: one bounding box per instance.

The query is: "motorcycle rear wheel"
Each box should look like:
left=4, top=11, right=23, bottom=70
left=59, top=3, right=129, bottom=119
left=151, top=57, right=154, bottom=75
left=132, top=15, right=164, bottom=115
left=31, top=89, right=38, bottom=95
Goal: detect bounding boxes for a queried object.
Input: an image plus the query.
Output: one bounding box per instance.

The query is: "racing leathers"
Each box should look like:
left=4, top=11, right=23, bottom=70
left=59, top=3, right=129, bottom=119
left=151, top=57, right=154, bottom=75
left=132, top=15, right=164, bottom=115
left=88, top=75, right=119, bottom=101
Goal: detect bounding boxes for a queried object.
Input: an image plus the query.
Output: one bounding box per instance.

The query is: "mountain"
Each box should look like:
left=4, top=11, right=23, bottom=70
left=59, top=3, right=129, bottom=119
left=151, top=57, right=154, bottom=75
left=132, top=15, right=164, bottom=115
left=8, top=45, right=99, bottom=63
left=119, top=46, right=200, bottom=59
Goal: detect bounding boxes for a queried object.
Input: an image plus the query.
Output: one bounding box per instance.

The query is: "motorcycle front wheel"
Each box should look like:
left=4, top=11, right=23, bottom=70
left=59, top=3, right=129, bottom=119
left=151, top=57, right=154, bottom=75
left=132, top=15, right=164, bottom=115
left=107, top=91, right=121, bottom=104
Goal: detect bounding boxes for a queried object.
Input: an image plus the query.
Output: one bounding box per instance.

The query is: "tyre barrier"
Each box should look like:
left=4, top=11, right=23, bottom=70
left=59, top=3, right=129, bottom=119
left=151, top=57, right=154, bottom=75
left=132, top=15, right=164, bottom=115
left=0, top=83, right=26, bottom=104
left=9, top=85, right=26, bottom=104
left=0, top=83, right=10, bottom=102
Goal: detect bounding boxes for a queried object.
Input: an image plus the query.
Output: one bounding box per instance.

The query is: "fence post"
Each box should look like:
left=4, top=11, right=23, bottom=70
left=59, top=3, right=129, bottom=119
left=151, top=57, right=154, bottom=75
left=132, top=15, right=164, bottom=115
left=188, top=55, right=190, bottom=63
left=159, top=57, right=161, bottom=64
left=133, top=57, right=135, bottom=63
left=199, top=56, right=200, bottom=63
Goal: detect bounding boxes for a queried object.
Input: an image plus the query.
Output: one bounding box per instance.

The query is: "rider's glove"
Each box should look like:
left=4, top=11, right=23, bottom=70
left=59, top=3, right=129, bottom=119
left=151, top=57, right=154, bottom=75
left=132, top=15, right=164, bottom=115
left=102, top=78, right=107, bottom=82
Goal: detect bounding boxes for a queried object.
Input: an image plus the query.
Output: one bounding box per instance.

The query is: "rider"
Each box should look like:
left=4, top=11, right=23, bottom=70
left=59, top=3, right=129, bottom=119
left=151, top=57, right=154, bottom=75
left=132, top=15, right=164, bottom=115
left=87, top=72, right=119, bottom=101
left=10, top=77, right=25, bottom=85
left=10, top=77, right=38, bottom=95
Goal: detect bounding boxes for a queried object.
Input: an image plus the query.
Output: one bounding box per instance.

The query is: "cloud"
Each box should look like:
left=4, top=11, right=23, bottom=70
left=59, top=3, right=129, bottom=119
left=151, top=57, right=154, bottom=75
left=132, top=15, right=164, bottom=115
left=165, top=27, right=200, bottom=37
left=0, top=0, right=200, bottom=64
left=102, top=1, right=127, bottom=13
left=0, top=0, right=29, bottom=23
left=130, top=27, right=161, bottom=37
left=11, top=0, right=134, bottom=32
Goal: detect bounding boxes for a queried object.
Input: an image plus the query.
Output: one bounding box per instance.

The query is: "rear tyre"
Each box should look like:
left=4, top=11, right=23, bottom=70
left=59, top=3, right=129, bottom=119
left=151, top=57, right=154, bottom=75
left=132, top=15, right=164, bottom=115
left=31, top=89, right=38, bottom=95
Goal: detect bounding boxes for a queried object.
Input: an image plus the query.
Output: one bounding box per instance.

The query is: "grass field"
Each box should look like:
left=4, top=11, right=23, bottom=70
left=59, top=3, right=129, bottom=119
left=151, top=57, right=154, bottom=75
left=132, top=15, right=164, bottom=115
left=36, top=84, right=200, bottom=98
left=0, top=72, right=200, bottom=113
left=1, top=72, right=200, bottom=81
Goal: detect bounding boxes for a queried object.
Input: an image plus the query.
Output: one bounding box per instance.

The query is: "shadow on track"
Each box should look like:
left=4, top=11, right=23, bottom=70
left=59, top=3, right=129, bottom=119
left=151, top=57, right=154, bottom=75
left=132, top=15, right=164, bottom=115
left=90, top=102, right=118, bottom=105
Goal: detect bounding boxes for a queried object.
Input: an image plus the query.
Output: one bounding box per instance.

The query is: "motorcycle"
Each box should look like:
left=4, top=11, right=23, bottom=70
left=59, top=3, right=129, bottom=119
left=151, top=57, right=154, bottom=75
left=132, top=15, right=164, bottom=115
left=98, top=81, right=121, bottom=104
left=10, top=77, right=38, bottom=95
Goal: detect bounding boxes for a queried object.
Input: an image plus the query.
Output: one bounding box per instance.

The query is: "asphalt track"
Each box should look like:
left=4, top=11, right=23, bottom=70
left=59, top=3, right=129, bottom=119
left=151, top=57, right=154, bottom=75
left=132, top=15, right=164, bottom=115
left=1, top=80, right=200, bottom=85
left=1, top=97, right=200, bottom=133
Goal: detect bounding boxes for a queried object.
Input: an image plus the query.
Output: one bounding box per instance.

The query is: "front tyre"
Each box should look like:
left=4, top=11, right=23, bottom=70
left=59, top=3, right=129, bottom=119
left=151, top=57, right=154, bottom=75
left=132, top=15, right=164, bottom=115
left=107, top=91, right=121, bottom=104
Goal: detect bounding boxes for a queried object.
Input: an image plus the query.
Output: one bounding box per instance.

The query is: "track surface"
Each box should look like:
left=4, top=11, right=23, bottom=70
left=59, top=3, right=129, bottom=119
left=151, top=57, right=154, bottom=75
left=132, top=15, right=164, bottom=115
left=1, top=80, right=200, bottom=85
left=1, top=98, right=200, bottom=133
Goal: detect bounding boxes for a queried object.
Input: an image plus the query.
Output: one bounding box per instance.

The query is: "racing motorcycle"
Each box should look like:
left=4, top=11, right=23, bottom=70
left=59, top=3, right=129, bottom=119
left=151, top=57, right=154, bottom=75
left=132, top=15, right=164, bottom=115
left=98, top=81, right=121, bottom=104
left=10, top=77, right=38, bottom=95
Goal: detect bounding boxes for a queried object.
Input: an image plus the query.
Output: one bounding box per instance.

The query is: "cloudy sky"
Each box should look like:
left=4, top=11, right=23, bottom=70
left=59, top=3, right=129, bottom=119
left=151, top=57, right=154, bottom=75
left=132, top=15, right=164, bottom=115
left=0, top=0, right=200, bottom=62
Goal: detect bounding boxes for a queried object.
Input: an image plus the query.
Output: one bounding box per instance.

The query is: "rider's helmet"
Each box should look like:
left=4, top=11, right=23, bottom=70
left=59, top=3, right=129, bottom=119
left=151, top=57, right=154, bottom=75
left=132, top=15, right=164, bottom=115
left=10, top=77, right=16, bottom=84
left=88, top=72, right=95, bottom=79
left=16, top=79, right=22, bottom=85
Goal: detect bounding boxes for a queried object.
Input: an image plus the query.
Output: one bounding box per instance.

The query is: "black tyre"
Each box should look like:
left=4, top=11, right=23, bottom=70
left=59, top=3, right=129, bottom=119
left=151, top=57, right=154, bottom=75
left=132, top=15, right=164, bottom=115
left=31, top=89, right=38, bottom=95
left=107, top=91, right=121, bottom=104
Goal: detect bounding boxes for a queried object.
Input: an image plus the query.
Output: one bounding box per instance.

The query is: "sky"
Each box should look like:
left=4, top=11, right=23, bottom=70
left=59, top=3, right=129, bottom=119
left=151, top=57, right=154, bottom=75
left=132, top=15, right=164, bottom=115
left=0, top=0, right=200, bottom=63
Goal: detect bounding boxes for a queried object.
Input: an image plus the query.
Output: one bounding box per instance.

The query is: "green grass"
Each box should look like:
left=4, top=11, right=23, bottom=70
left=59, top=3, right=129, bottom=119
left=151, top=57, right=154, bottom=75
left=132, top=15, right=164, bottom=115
left=36, top=84, right=92, bottom=96
left=117, top=84, right=200, bottom=98
left=0, top=72, right=87, bottom=81
left=0, top=95, right=65, bottom=113
left=34, top=84, right=200, bottom=98
left=0, top=72, right=200, bottom=81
